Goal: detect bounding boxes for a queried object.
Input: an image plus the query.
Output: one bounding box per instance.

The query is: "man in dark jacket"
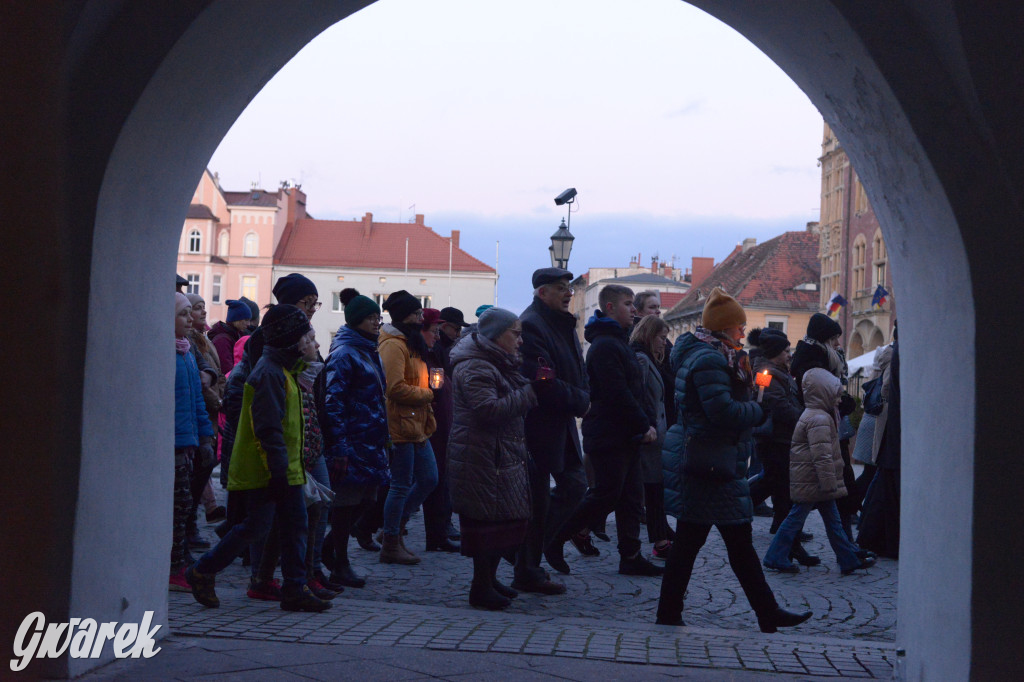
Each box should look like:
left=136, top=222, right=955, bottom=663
left=545, top=285, right=664, bottom=577
left=437, top=307, right=469, bottom=370
left=512, top=268, right=590, bottom=595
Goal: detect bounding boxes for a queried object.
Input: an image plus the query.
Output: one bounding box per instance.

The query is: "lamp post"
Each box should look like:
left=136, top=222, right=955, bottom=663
left=549, top=217, right=574, bottom=269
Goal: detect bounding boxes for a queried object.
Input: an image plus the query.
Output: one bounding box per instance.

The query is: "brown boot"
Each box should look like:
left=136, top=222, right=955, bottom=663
left=380, top=534, right=420, bottom=565
left=399, top=520, right=421, bottom=562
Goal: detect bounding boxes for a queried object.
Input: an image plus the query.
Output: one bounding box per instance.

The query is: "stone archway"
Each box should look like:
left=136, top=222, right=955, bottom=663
left=5, top=1, right=1023, bottom=679
left=868, top=327, right=886, bottom=352
left=849, top=329, right=866, bottom=359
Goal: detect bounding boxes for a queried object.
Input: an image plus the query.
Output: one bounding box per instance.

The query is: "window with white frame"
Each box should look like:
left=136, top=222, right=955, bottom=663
left=243, top=232, right=258, bottom=257
left=218, top=231, right=230, bottom=257
left=419, top=295, right=432, bottom=308
left=212, top=275, right=222, bottom=304
left=186, top=273, right=200, bottom=295
left=764, top=316, right=788, bottom=334
left=332, top=292, right=342, bottom=312
left=872, top=230, right=888, bottom=288
left=241, top=275, right=257, bottom=301
left=188, top=229, right=202, bottom=254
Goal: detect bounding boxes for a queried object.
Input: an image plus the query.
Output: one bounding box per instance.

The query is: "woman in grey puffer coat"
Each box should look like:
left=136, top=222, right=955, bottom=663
left=448, top=308, right=540, bottom=610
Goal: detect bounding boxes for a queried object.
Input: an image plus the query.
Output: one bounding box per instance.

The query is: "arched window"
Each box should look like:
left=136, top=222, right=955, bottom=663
left=872, top=230, right=888, bottom=287
left=218, top=231, right=229, bottom=257
left=243, top=232, right=258, bottom=257
left=188, top=229, right=201, bottom=254
left=852, top=235, right=867, bottom=293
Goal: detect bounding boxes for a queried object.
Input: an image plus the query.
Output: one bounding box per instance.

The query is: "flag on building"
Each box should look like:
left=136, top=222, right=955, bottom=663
left=826, top=291, right=847, bottom=319
left=871, top=284, right=890, bottom=309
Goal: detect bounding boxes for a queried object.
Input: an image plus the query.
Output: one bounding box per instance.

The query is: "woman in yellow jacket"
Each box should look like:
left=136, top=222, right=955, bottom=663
left=378, top=290, right=438, bottom=564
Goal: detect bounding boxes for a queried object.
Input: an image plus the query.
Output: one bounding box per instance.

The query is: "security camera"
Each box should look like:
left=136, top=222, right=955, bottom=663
left=554, top=188, right=577, bottom=206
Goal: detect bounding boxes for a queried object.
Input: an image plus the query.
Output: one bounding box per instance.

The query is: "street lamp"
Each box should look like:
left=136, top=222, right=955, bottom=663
left=549, top=217, right=574, bottom=269
left=551, top=187, right=577, bottom=269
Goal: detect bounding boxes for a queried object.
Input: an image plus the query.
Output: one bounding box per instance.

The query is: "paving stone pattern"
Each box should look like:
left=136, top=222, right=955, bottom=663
left=168, top=505, right=897, bottom=678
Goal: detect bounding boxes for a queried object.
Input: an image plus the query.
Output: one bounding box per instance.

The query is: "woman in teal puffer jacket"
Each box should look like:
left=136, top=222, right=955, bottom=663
left=656, top=288, right=812, bottom=634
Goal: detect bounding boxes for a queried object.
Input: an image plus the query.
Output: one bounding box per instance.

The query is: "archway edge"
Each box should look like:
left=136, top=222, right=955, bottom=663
left=70, top=0, right=1011, bottom=678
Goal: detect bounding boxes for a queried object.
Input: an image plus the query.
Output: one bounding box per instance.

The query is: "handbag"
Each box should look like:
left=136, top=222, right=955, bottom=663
left=681, top=433, right=737, bottom=482
left=862, top=376, right=885, bottom=416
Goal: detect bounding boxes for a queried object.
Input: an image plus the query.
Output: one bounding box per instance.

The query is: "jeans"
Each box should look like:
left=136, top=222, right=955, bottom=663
left=382, top=440, right=438, bottom=536
left=514, top=455, right=588, bottom=584
left=307, top=455, right=331, bottom=566
left=553, top=447, right=644, bottom=559
left=195, top=485, right=309, bottom=588
left=764, top=500, right=860, bottom=571
left=657, top=522, right=777, bottom=623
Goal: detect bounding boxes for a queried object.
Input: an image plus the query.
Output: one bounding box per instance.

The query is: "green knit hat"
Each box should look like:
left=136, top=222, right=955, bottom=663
left=342, top=288, right=380, bottom=326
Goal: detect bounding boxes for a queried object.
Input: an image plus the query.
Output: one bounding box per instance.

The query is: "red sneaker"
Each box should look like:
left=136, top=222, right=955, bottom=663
left=247, top=578, right=283, bottom=601
left=169, top=566, right=190, bottom=592
left=652, top=542, right=672, bottom=560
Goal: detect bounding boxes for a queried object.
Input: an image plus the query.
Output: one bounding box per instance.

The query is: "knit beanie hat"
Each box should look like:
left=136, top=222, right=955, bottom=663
left=225, top=299, right=252, bottom=323
left=422, top=308, right=442, bottom=328
left=478, top=307, right=519, bottom=341
left=747, top=327, right=789, bottom=358
left=185, top=293, right=204, bottom=307
left=261, top=304, right=312, bottom=348
left=806, top=312, right=842, bottom=343
left=175, top=292, right=191, bottom=315
left=700, top=287, right=746, bottom=331
left=239, top=296, right=260, bottom=325
left=272, top=273, right=318, bottom=305
left=340, top=288, right=380, bottom=326
left=475, top=304, right=494, bottom=318
left=382, top=290, right=422, bottom=323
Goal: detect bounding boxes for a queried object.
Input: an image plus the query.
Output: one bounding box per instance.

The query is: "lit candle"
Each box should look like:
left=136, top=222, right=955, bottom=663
left=429, top=367, right=445, bottom=389
left=755, top=369, right=772, bottom=402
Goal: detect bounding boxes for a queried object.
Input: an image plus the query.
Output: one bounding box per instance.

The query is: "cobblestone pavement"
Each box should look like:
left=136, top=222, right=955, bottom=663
left=149, top=502, right=897, bottom=679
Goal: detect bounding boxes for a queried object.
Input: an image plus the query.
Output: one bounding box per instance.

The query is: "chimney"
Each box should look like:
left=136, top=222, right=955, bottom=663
left=807, top=221, right=820, bottom=233
left=742, top=237, right=757, bottom=253
left=415, top=214, right=425, bottom=225
left=663, top=263, right=673, bottom=280
left=450, top=229, right=460, bottom=248
left=691, top=256, right=714, bottom=288
left=651, top=256, right=659, bottom=275
left=629, top=253, right=639, bottom=268
left=362, top=212, right=373, bottom=238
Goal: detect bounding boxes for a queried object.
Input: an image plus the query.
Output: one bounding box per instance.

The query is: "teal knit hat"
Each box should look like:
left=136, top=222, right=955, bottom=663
left=475, top=304, right=494, bottom=318
left=341, top=288, right=380, bottom=326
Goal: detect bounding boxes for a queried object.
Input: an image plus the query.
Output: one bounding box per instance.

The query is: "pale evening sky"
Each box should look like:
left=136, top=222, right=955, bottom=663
left=208, top=0, right=824, bottom=315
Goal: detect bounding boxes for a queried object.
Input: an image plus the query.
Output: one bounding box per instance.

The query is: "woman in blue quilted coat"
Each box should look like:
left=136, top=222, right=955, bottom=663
left=322, top=290, right=390, bottom=588
left=448, top=308, right=539, bottom=611
left=656, top=288, right=812, bottom=633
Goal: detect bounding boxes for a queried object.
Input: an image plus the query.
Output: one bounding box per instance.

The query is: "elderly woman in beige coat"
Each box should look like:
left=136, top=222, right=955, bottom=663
left=762, top=368, right=876, bottom=575
left=448, top=308, right=540, bottom=610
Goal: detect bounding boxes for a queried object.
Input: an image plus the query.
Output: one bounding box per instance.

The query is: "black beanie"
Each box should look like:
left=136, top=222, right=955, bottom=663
left=747, top=327, right=790, bottom=358
left=806, top=312, right=842, bottom=343
left=261, top=304, right=311, bottom=348
left=382, top=290, right=422, bottom=323
left=239, top=296, right=260, bottom=325
left=272, top=273, right=318, bottom=305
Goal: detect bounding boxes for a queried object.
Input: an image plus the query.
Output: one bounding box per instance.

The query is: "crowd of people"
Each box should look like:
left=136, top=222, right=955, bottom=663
left=169, top=268, right=899, bottom=629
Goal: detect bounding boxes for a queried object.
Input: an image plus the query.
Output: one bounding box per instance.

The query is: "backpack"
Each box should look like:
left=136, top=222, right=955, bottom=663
left=862, top=376, right=885, bottom=416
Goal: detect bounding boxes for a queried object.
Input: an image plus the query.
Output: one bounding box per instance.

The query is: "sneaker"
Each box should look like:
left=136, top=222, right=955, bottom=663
left=168, top=566, right=190, bottom=592
left=841, top=556, right=877, bottom=576
left=570, top=532, right=600, bottom=557
left=185, top=565, right=219, bottom=608
left=306, top=579, right=339, bottom=600
left=315, top=568, right=347, bottom=592
left=205, top=506, right=226, bottom=523
left=651, top=542, right=672, bottom=560
left=619, top=554, right=665, bottom=576
left=247, top=578, right=283, bottom=601
left=281, top=584, right=332, bottom=612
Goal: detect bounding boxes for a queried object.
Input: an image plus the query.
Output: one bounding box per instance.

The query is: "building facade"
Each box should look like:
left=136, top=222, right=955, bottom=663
left=663, top=231, right=821, bottom=343
left=819, top=122, right=896, bottom=357
left=273, top=212, right=497, bottom=348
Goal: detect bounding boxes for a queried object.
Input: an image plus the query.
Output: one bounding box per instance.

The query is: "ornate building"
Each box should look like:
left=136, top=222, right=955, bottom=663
left=818, top=122, right=896, bottom=358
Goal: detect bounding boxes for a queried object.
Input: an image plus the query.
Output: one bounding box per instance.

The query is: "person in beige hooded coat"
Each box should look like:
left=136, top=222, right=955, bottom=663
left=762, top=368, right=876, bottom=576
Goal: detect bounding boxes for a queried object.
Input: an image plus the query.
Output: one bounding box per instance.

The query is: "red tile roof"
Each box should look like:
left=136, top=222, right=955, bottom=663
left=660, top=292, right=686, bottom=310
left=665, top=231, right=820, bottom=320
left=275, top=218, right=495, bottom=273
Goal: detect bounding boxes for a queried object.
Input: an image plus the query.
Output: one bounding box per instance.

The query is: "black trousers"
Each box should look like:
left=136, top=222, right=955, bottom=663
left=553, top=447, right=644, bottom=559
left=657, top=521, right=778, bottom=623
left=514, top=455, right=587, bottom=584
left=749, top=441, right=793, bottom=533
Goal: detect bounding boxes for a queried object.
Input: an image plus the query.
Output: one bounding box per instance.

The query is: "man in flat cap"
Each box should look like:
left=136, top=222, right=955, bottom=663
left=437, top=307, right=469, bottom=369
left=512, top=267, right=590, bottom=595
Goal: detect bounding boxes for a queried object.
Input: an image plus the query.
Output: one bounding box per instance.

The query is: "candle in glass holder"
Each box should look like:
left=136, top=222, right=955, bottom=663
left=429, top=367, right=445, bottom=389
left=755, top=369, right=772, bottom=402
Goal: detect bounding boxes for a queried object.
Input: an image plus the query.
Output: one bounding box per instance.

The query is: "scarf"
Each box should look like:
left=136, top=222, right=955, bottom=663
left=802, top=336, right=849, bottom=380
left=694, top=326, right=753, bottom=388
left=393, top=320, right=431, bottom=360
left=175, top=336, right=191, bottom=355
left=298, top=360, right=324, bottom=391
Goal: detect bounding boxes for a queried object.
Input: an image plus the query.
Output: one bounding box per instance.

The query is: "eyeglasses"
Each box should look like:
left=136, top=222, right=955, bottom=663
left=302, top=299, right=322, bottom=312
left=551, top=284, right=575, bottom=295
